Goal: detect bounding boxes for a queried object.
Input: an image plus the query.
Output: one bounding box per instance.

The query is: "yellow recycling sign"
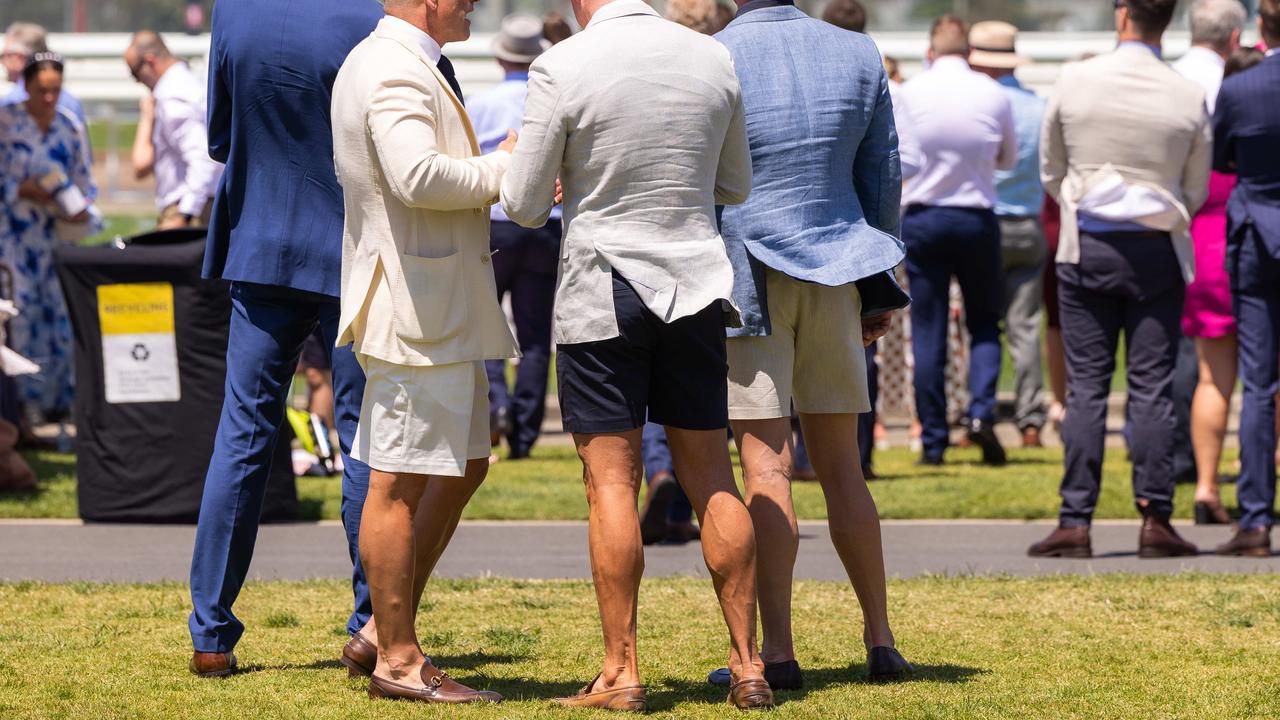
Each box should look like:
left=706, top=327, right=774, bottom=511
left=97, top=283, right=181, bottom=404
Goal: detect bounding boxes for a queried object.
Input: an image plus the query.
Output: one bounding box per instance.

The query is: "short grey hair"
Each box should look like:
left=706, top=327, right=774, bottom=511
left=1189, top=0, right=1247, bottom=50
left=4, top=22, right=48, bottom=57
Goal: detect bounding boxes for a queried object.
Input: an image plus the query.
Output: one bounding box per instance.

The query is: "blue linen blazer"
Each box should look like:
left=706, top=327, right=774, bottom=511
left=1214, top=53, right=1280, bottom=258
left=201, top=0, right=383, bottom=297
left=715, top=4, right=905, bottom=336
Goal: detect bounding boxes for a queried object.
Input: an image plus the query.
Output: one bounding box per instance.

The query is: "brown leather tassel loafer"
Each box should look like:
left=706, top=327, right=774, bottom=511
left=727, top=677, right=774, bottom=710
left=553, top=673, right=647, bottom=712
left=189, top=651, right=237, bottom=678
left=340, top=633, right=377, bottom=678
left=367, top=664, right=502, bottom=704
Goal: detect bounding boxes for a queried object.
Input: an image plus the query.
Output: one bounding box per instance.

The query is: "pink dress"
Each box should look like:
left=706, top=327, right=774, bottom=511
left=1182, top=171, right=1236, bottom=338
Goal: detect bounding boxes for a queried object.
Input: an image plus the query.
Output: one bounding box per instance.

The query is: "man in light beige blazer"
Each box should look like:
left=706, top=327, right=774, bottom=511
left=1030, top=0, right=1211, bottom=561
left=500, top=0, right=771, bottom=711
left=330, top=0, right=516, bottom=705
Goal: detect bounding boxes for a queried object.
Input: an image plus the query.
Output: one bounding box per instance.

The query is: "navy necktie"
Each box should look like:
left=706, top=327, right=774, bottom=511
left=437, top=55, right=463, bottom=101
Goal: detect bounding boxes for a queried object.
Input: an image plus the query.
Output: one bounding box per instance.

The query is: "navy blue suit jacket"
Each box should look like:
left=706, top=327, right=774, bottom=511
left=1214, top=53, right=1280, bottom=258
left=202, top=0, right=383, bottom=297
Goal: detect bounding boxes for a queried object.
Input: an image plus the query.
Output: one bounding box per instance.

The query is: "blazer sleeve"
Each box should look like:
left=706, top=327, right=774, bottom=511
left=500, top=62, right=565, bottom=228
left=1039, top=78, right=1067, bottom=201
left=1211, top=85, right=1237, bottom=175
left=206, top=27, right=231, bottom=164
left=853, top=70, right=903, bottom=239
left=367, top=71, right=510, bottom=212
left=1182, top=107, right=1213, bottom=217
left=714, top=78, right=752, bottom=206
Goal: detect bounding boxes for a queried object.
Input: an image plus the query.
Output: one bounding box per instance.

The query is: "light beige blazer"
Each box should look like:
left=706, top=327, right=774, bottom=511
left=1040, top=44, right=1212, bottom=283
left=332, top=17, right=517, bottom=366
left=499, top=0, right=752, bottom=346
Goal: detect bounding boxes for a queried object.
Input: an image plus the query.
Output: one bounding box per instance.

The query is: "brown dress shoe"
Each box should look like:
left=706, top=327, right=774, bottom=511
left=367, top=663, right=501, bottom=704
left=1215, top=527, right=1272, bottom=557
left=727, top=677, right=774, bottom=710
left=1027, top=525, right=1091, bottom=558
left=1021, top=426, right=1043, bottom=448
left=189, top=651, right=237, bottom=678
left=1138, top=517, right=1198, bottom=558
left=341, top=633, right=377, bottom=678
left=553, top=673, right=647, bottom=712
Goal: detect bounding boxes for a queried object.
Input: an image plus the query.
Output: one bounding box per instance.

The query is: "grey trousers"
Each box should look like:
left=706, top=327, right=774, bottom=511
left=999, top=216, right=1047, bottom=431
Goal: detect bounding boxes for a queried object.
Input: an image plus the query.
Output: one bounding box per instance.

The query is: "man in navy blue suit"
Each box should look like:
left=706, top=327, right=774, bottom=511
left=187, top=0, right=383, bottom=677
left=1214, top=0, right=1280, bottom=557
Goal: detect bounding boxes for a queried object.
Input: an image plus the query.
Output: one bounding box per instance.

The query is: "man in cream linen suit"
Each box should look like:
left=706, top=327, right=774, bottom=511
left=501, top=0, right=772, bottom=711
left=1028, top=0, right=1210, bottom=560
left=331, top=0, right=516, bottom=705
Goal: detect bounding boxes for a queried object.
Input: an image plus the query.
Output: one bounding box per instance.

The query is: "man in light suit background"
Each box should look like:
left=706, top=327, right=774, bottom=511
left=708, top=0, right=912, bottom=690
left=501, top=0, right=771, bottom=709
left=187, top=0, right=380, bottom=679
left=1030, top=0, right=1210, bottom=560
left=1212, top=0, right=1280, bottom=557
left=331, top=0, right=517, bottom=704
left=899, top=15, right=1017, bottom=468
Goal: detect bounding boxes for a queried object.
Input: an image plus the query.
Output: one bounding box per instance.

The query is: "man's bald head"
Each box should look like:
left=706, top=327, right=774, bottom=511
left=124, top=30, right=176, bottom=90
left=128, top=30, right=171, bottom=60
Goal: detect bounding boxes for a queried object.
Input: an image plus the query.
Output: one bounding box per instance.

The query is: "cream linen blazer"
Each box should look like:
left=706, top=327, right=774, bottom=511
left=499, top=0, right=752, bottom=346
left=332, top=18, right=517, bottom=366
left=1040, top=44, right=1212, bottom=283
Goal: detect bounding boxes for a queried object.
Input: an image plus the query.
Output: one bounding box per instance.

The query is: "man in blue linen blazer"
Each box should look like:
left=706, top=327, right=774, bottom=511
left=712, top=0, right=912, bottom=688
left=1212, top=3, right=1280, bottom=557
left=188, top=0, right=381, bottom=677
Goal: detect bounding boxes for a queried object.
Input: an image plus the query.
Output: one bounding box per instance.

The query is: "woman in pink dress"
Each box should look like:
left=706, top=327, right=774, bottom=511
left=1183, top=47, right=1267, bottom=526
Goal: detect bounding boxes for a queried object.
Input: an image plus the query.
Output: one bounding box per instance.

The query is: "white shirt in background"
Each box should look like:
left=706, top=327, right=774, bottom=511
left=1172, top=45, right=1225, bottom=114
left=151, top=62, right=223, bottom=216
left=899, top=55, right=1018, bottom=209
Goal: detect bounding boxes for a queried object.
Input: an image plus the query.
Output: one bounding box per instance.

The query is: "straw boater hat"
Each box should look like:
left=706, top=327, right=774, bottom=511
left=493, top=13, right=551, bottom=64
left=968, top=21, right=1030, bottom=69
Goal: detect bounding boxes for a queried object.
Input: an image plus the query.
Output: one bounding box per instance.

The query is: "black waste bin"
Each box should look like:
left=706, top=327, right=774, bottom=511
left=54, top=231, right=297, bottom=523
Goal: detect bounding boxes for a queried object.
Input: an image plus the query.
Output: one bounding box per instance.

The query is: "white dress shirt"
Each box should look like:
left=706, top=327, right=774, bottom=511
left=888, top=79, right=922, bottom=182
left=151, top=62, right=224, bottom=216
left=899, top=55, right=1017, bottom=209
left=1172, top=45, right=1225, bottom=114
left=381, top=15, right=442, bottom=62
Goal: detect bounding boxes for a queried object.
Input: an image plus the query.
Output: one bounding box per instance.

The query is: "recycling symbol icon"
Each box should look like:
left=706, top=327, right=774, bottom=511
left=131, top=343, right=151, bottom=362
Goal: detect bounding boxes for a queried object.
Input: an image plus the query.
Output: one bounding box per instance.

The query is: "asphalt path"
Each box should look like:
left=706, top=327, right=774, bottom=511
left=1, top=519, right=1274, bottom=584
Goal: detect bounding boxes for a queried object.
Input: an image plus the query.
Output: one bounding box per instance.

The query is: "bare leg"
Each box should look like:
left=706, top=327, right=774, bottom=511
left=360, top=469, right=430, bottom=686
left=1192, top=335, right=1237, bottom=504
left=798, top=413, right=895, bottom=650
left=575, top=430, right=645, bottom=691
left=665, top=427, right=765, bottom=682
left=729, top=417, right=798, bottom=665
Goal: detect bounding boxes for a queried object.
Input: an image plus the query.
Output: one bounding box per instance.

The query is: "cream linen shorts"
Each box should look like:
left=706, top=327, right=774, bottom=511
left=352, top=356, right=490, bottom=477
left=727, top=268, right=870, bottom=420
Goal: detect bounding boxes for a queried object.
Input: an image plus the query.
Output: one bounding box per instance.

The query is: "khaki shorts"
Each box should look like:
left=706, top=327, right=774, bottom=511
left=726, top=269, right=870, bottom=420
left=352, top=356, right=490, bottom=476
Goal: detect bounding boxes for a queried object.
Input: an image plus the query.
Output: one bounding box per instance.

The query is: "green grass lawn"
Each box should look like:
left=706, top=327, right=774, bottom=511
left=1, top=574, right=1276, bottom=719
left=5, top=446, right=1238, bottom=522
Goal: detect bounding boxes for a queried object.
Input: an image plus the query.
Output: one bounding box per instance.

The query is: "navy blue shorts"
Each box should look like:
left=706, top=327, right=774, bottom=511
left=556, top=273, right=730, bottom=434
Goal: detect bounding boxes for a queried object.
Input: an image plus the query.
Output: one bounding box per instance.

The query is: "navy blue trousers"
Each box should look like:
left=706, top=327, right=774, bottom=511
left=640, top=422, right=693, bottom=523
left=903, top=206, right=1004, bottom=460
left=189, top=282, right=370, bottom=652
left=1230, top=229, right=1280, bottom=530
left=1057, top=232, right=1182, bottom=526
left=484, top=220, right=560, bottom=458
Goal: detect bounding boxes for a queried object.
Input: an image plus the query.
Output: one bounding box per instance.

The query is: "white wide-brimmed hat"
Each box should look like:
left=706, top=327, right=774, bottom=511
left=968, top=21, right=1030, bottom=69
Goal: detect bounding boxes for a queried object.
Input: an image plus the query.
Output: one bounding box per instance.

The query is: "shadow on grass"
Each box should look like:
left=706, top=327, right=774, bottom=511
left=636, top=663, right=988, bottom=711
left=295, top=498, right=326, bottom=522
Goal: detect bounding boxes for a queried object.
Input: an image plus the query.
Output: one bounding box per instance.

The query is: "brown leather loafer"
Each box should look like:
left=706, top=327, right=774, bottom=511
left=1027, top=525, right=1092, bottom=558
left=553, top=673, right=647, bottom=712
left=367, top=664, right=501, bottom=704
left=727, top=677, right=774, bottom=710
left=1138, top=517, right=1198, bottom=558
left=341, top=633, right=377, bottom=678
left=190, top=651, right=237, bottom=678
left=1215, top=527, right=1272, bottom=557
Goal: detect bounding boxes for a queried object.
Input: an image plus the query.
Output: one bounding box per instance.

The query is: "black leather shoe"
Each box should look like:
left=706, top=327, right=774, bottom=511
left=866, top=647, right=912, bottom=682
left=915, top=454, right=944, bottom=467
left=966, top=419, right=1006, bottom=466
left=763, top=659, right=802, bottom=691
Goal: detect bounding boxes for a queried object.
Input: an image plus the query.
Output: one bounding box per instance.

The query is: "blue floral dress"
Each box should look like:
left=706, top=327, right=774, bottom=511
left=0, top=102, right=100, bottom=417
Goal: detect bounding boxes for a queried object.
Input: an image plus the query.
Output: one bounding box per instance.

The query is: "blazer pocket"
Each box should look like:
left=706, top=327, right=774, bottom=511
left=391, top=251, right=467, bottom=344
